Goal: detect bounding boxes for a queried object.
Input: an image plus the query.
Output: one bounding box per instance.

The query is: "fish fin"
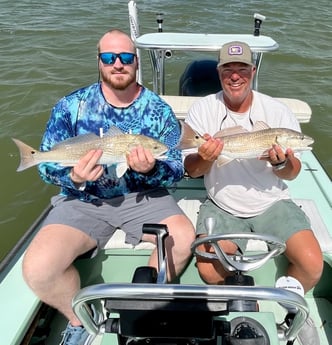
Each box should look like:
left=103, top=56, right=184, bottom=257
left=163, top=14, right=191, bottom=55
left=157, top=155, right=168, bottom=161
left=53, top=127, right=124, bottom=148
left=216, top=155, right=234, bottom=167
left=116, top=162, right=129, bottom=178
left=214, top=126, right=248, bottom=138
left=58, top=163, right=76, bottom=167
left=260, top=149, right=270, bottom=158
left=104, top=126, right=126, bottom=137
left=12, top=138, right=39, bottom=172
left=214, top=122, right=270, bottom=138
left=176, top=120, right=205, bottom=149
left=53, top=133, right=99, bottom=149
left=252, top=121, right=270, bottom=131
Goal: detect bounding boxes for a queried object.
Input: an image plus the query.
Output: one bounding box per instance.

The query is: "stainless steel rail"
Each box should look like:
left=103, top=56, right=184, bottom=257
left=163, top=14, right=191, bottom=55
left=73, top=283, right=308, bottom=342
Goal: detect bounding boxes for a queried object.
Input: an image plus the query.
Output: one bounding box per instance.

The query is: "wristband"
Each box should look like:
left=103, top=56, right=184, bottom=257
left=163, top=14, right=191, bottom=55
left=271, top=159, right=287, bottom=171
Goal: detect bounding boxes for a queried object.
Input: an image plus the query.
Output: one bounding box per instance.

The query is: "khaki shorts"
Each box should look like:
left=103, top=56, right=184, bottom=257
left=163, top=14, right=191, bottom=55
left=43, top=188, right=184, bottom=250
left=196, top=198, right=311, bottom=252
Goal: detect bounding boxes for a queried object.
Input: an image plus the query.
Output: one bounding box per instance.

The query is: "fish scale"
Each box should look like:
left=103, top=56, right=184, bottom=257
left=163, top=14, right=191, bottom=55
left=178, top=120, right=314, bottom=162
left=12, top=127, right=168, bottom=178
left=219, top=128, right=310, bottom=158
left=49, top=134, right=164, bottom=164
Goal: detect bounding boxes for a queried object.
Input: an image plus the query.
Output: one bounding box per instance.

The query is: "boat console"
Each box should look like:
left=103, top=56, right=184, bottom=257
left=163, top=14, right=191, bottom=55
left=135, top=32, right=278, bottom=95
left=72, top=224, right=309, bottom=345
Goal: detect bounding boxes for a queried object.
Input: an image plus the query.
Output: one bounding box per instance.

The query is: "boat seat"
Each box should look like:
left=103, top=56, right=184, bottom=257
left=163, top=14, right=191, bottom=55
left=161, top=95, right=312, bottom=123
left=104, top=198, right=332, bottom=254
left=178, top=59, right=221, bottom=97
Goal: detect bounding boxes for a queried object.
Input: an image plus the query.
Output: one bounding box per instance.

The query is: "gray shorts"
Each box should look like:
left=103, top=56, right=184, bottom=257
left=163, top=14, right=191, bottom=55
left=196, top=198, right=311, bottom=252
left=43, top=188, right=184, bottom=249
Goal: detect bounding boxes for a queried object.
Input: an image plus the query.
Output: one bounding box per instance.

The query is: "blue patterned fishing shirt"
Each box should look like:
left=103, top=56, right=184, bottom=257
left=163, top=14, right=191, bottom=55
left=38, top=83, right=184, bottom=202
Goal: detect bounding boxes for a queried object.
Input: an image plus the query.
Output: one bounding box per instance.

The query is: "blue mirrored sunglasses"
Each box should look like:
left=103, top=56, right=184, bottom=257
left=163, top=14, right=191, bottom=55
left=99, top=52, right=136, bottom=65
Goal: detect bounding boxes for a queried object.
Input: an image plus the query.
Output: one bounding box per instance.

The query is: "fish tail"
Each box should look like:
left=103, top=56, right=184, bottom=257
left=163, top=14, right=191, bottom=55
left=176, top=120, right=204, bottom=149
left=12, top=138, right=39, bottom=172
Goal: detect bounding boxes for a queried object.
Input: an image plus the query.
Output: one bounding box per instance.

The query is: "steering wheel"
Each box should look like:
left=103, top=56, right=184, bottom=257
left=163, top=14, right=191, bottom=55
left=191, top=218, right=286, bottom=273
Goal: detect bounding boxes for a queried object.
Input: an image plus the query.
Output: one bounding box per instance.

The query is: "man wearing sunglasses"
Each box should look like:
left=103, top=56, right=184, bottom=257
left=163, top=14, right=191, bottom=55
left=22, top=29, right=195, bottom=345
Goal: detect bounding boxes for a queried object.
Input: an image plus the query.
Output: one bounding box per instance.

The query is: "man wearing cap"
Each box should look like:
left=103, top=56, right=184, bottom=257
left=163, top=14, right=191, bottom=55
left=184, top=41, right=322, bottom=345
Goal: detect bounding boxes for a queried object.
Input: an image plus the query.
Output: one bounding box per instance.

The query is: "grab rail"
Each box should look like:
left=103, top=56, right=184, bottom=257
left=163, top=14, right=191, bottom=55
left=73, top=283, right=308, bottom=342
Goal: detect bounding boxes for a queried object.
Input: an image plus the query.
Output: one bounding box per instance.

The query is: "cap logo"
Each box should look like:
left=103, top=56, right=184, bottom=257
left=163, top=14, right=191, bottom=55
left=228, top=45, right=243, bottom=56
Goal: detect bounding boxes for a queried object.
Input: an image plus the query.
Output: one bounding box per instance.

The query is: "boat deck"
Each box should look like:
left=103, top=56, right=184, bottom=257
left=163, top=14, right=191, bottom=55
left=1, top=2, right=331, bottom=344
left=1, top=95, right=331, bottom=345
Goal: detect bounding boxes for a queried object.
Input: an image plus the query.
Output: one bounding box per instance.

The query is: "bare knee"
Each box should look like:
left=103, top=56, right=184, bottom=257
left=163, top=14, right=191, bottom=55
left=303, top=254, right=324, bottom=287
left=196, top=259, right=227, bottom=284
left=195, top=239, right=238, bottom=285
left=163, top=214, right=195, bottom=253
left=22, top=248, right=57, bottom=289
left=22, top=224, right=91, bottom=289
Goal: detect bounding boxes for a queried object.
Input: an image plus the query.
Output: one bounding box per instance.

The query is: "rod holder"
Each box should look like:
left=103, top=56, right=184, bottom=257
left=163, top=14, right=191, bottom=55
left=253, top=13, right=266, bottom=36
left=156, top=12, right=164, bottom=32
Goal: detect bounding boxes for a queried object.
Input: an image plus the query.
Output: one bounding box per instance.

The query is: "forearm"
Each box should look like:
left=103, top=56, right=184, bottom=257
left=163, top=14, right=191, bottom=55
left=184, top=153, right=214, bottom=178
left=38, top=163, right=79, bottom=189
left=130, top=159, right=184, bottom=187
left=272, top=155, right=301, bottom=180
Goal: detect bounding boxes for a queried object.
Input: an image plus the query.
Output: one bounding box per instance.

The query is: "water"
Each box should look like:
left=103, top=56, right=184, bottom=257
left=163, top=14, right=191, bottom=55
left=0, top=0, right=331, bottom=261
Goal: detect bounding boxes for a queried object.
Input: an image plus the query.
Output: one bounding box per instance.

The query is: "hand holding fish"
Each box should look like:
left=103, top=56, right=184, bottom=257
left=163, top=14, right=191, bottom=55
left=70, top=149, right=104, bottom=185
left=181, top=120, right=312, bottom=179
left=261, top=145, right=301, bottom=179
left=266, top=144, right=288, bottom=165
left=183, top=134, right=224, bottom=178
left=12, top=126, right=168, bottom=179
left=197, top=134, right=223, bottom=162
left=126, top=146, right=156, bottom=174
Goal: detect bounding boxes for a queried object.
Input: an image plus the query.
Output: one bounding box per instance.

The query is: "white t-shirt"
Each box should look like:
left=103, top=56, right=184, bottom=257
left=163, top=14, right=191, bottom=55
left=185, top=90, right=301, bottom=217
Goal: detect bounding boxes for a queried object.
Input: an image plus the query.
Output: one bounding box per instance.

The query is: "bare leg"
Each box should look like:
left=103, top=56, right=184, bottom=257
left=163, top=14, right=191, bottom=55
left=195, top=238, right=238, bottom=285
left=284, top=229, right=323, bottom=293
left=22, top=224, right=97, bottom=326
left=195, top=230, right=323, bottom=291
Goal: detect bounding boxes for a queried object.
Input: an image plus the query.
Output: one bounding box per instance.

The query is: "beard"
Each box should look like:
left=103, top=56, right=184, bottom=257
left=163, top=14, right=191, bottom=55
left=100, top=68, right=136, bottom=90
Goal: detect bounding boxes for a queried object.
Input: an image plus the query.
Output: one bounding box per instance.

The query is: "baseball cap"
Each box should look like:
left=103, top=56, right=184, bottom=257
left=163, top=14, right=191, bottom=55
left=217, top=41, right=254, bottom=67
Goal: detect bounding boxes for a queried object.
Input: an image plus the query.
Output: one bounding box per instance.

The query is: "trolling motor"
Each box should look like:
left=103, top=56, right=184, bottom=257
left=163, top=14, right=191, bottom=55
left=253, top=13, right=266, bottom=36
